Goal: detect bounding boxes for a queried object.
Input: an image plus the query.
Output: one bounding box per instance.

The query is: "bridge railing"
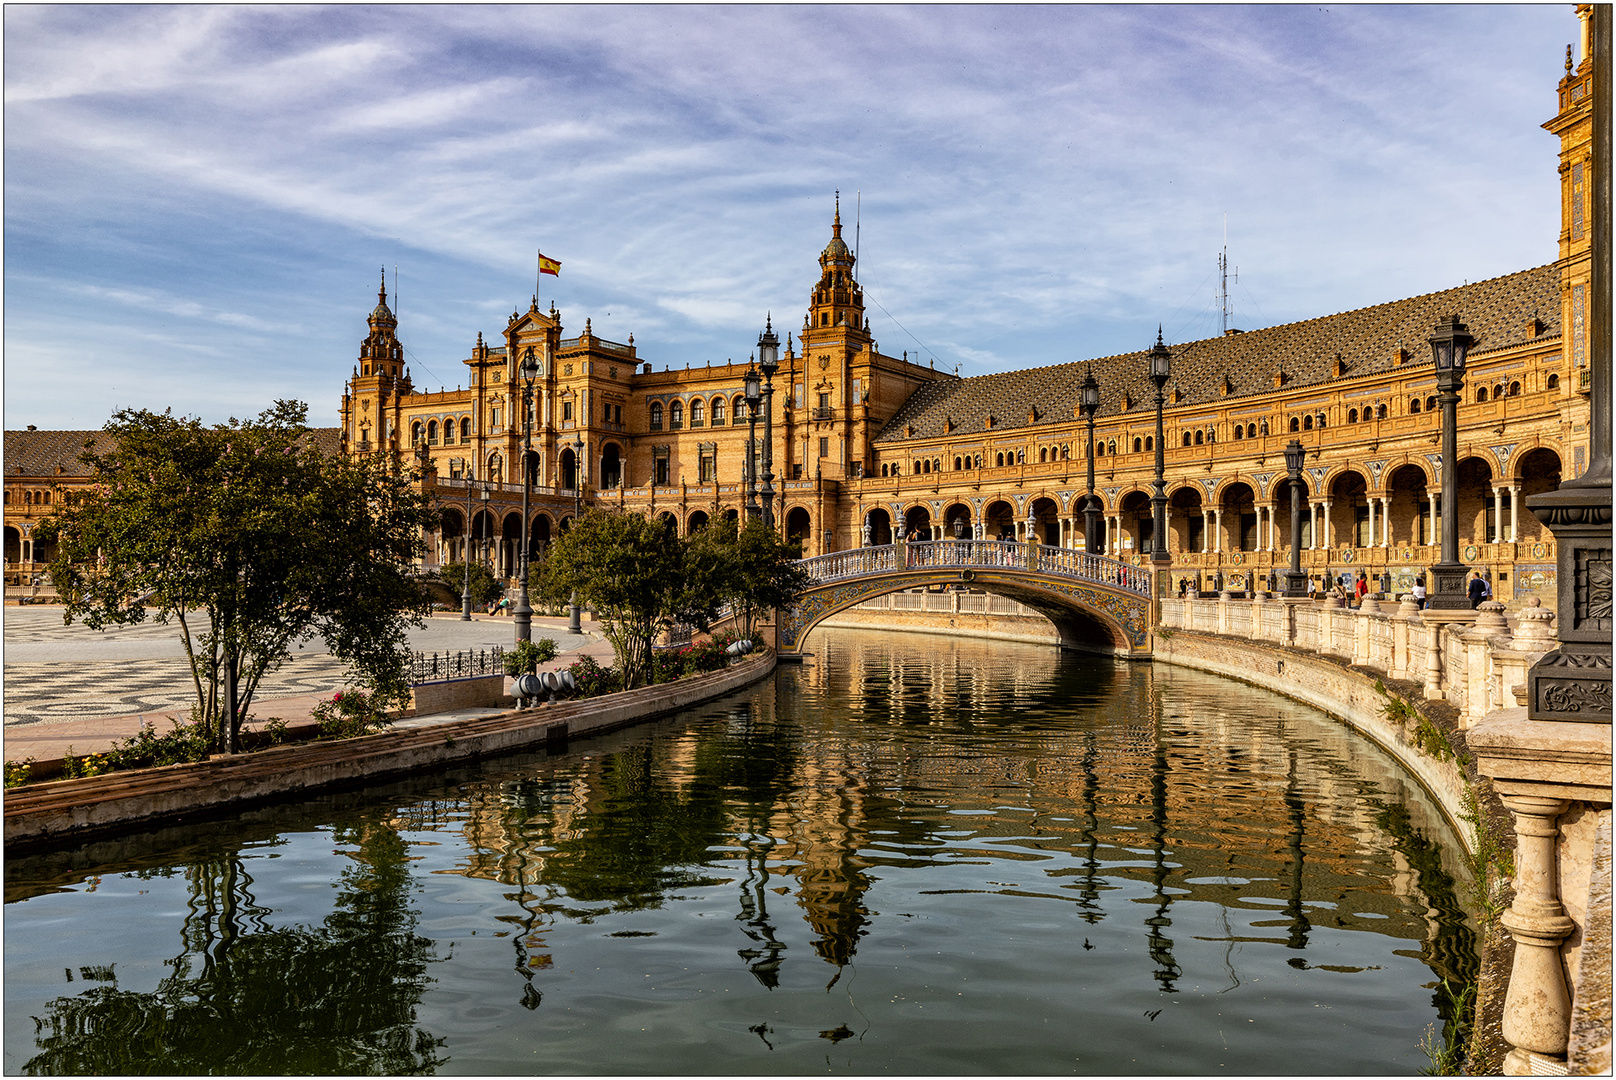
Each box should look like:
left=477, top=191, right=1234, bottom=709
left=798, top=541, right=1151, bottom=596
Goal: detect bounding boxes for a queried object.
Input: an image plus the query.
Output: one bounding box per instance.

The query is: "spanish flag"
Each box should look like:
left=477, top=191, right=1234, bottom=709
left=538, top=252, right=561, bottom=277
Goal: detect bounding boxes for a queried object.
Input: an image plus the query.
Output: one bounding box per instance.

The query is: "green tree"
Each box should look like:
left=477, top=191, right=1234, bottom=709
left=535, top=509, right=709, bottom=690
left=685, top=516, right=811, bottom=640
left=437, top=561, right=502, bottom=607
left=37, top=402, right=436, bottom=754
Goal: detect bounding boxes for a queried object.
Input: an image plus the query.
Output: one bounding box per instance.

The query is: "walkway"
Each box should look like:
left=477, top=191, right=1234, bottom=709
left=2, top=608, right=613, bottom=764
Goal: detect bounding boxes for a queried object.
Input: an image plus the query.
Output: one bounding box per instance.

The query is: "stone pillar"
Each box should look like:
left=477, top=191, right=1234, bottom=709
left=1322, top=499, right=1333, bottom=549
left=1428, top=492, right=1439, bottom=547
left=1424, top=623, right=1445, bottom=701
left=1498, top=795, right=1577, bottom=1075
left=1493, top=486, right=1505, bottom=543
left=1390, top=596, right=1418, bottom=679
left=1380, top=496, right=1392, bottom=547
left=1462, top=601, right=1512, bottom=726
left=1508, top=484, right=1520, bottom=544
left=1366, top=497, right=1376, bottom=552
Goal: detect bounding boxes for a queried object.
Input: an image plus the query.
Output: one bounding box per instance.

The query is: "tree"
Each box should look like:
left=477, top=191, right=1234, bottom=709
left=685, top=516, right=811, bottom=640
left=37, top=402, right=436, bottom=753
left=535, top=509, right=710, bottom=690
left=437, top=561, right=502, bottom=607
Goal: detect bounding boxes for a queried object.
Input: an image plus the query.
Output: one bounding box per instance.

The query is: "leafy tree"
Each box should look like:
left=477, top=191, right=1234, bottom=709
left=37, top=402, right=436, bottom=753
left=685, top=516, right=811, bottom=639
left=535, top=509, right=709, bottom=690
left=437, top=561, right=502, bottom=607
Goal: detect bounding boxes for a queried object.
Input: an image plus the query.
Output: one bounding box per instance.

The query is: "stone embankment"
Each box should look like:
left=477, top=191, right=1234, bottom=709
left=4, top=650, right=776, bottom=853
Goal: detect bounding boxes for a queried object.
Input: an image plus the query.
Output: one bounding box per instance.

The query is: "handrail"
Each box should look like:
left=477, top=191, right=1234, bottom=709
left=796, top=541, right=1152, bottom=596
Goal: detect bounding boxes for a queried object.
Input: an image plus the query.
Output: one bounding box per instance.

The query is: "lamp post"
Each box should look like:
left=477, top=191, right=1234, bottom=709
left=512, top=347, right=539, bottom=643
left=1080, top=364, right=1101, bottom=553
left=744, top=363, right=762, bottom=521
left=1148, top=329, right=1172, bottom=567
left=463, top=474, right=488, bottom=619
left=1426, top=314, right=1475, bottom=614
left=757, top=317, right=780, bottom=529
left=568, top=430, right=584, bottom=634
left=1282, top=439, right=1309, bottom=597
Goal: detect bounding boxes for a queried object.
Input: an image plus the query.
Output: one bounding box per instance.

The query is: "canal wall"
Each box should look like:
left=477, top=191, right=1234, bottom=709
left=819, top=590, right=1060, bottom=645
left=3, top=650, right=777, bottom=853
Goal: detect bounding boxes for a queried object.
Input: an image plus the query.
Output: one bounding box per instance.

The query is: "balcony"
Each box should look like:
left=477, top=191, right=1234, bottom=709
left=811, top=407, right=834, bottom=421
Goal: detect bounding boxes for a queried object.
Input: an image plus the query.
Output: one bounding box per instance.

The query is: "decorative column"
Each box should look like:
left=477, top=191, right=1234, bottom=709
left=1497, top=795, right=1577, bottom=1074
left=1213, top=508, right=1223, bottom=554
left=1321, top=499, right=1333, bottom=550
left=1428, top=492, right=1440, bottom=547
left=1366, top=497, right=1376, bottom=552
left=1381, top=496, right=1392, bottom=547
left=1508, top=484, right=1520, bottom=544
left=1493, top=486, right=1505, bottom=543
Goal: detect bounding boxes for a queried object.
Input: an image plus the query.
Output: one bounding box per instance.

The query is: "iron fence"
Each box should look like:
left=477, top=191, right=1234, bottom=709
left=411, top=646, right=506, bottom=684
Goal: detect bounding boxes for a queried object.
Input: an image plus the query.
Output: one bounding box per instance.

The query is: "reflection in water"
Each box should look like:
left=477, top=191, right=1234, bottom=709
left=6, top=629, right=1477, bottom=1075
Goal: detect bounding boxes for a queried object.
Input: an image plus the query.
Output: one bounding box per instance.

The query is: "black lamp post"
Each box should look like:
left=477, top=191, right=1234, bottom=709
left=513, top=347, right=539, bottom=643
left=568, top=430, right=584, bottom=635
left=744, top=363, right=762, bottom=521
left=1282, top=439, right=1309, bottom=597
left=757, top=317, right=780, bottom=529
left=463, top=474, right=488, bottom=619
left=1080, top=364, right=1101, bottom=553
left=1426, top=314, right=1475, bottom=614
left=1148, top=329, right=1172, bottom=566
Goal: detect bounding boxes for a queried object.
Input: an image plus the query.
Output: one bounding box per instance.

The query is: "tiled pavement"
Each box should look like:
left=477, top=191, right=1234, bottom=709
left=2, top=608, right=613, bottom=764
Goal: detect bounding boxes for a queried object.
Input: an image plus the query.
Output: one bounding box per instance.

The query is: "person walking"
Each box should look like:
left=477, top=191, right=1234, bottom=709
left=1468, top=571, right=1489, bottom=608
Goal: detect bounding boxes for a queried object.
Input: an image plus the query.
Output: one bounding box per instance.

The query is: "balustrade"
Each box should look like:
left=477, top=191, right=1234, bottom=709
left=797, top=541, right=1150, bottom=595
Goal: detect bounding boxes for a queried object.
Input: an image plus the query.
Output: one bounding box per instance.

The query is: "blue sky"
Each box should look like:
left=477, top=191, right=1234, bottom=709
left=4, top=4, right=1574, bottom=429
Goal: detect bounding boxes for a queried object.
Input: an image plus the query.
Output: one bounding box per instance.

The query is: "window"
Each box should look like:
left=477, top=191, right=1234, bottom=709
left=1145, top=436, right=1153, bottom=451
left=429, top=420, right=440, bottom=445
left=603, top=403, right=612, bottom=423
left=1039, top=448, right=1048, bottom=462
left=1247, top=424, right=1257, bottom=439
left=1259, top=420, right=1269, bottom=436
left=654, top=458, right=670, bottom=485
left=1134, top=437, right=1143, bottom=453
left=1017, top=450, right=1025, bottom=464
left=794, top=384, right=804, bottom=408
left=793, top=463, right=803, bottom=479
left=1347, top=409, right=1358, bottom=424
left=699, top=452, right=716, bottom=483
left=461, top=418, right=471, bottom=441
left=491, top=407, right=501, bottom=429
left=922, top=460, right=931, bottom=474
left=691, top=400, right=705, bottom=427
left=1108, top=440, right=1116, bottom=455
left=1302, top=415, right=1313, bottom=430
left=1477, top=387, right=1489, bottom=402
left=1097, top=442, right=1106, bottom=457
left=562, top=401, right=572, bottom=422
left=1547, top=374, right=1560, bottom=390
left=1410, top=398, right=1422, bottom=414
left=819, top=436, right=830, bottom=460
left=1290, top=416, right=1300, bottom=432
left=1206, top=427, right=1215, bottom=443
left=1183, top=432, right=1193, bottom=447
left=1194, top=431, right=1204, bottom=445
left=670, top=402, right=683, bottom=430
left=733, top=395, right=747, bottom=420
left=650, top=403, right=663, bottom=431
left=1426, top=395, right=1437, bottom=412
left=412, top=422, right=424, bottom=444
left=712, top=398, right=726, bottom=425
left=954, top=456, right=962, bottom=470
left=1376, top=404, right=1387, bottom=419
left=818, top=392, right=830, bottom=411
left=615, top=405, right=623, bottom=424
left=1235, top=425, right=1244, bottom=440
left=996, top=452, right=1005, bottom=466
left=1509, top=381, right=1521, bottom=396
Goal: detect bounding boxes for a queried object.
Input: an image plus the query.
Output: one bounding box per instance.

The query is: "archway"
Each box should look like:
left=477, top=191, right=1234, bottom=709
left=1515, top=448, right=1562, bottom=543
left=866, top=508, right=893, bottom=546
left=1169, top=486, right=1204, bottom=555
left=1456, top=457, right=1494, bottom=546
left=903, top=505, right=932, bottom=542
left=559, top=447, right=578, bottom=491
left=470, top=509, right=498, bottom=570
left=1327, top=470, right=1369, bottom=548
left=1030, top=497, right=1060, bottom=546
left=1119, top=491, right=1153, bottom=557
left=601, top=443, right=623, bottom=489
left=1386, top=463, right=1430, bottom=546
left=984, top=500, right=1015, bottom=542
left=688, top=509, right=710, bottom=533
left=439, top=507, right=465, bottom=565
left=500, top=512, right=523, bottom=578
left=4, top=526, right=20, bottom=566
left=657, top=511, right=678, bottom=534
left=531, top=514, right=553, bottom=558
left=943, top=502, right=973, bottom=541
left=1220, top=482, right=1257, bottom=552
left=523, top=448, right=541, bottom=489
left=786, top=507, right=812, bottom=547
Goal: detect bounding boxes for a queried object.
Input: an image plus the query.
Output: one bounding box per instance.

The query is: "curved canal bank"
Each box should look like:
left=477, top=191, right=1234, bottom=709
left=3, top=650, right=776, bottom=853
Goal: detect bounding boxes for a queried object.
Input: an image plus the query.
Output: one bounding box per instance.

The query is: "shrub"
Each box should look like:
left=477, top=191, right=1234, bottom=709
left=5, top=758, right=33, bottom=788
left=566, top=655, right=620, bottom=699
left=62, top=747, right=113, bottom=780
left=108, top=716, right=211, bottom=769
left=313, top=689, right=393, bottom=740
left=503, top=637, right=559, bottom=676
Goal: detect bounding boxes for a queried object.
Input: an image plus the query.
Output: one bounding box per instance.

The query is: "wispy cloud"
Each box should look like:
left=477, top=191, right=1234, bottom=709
left=3, top=4, right=1572, bottom=428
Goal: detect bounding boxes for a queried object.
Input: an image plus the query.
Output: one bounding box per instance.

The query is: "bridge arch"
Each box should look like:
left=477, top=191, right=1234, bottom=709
left=778, top=541, right=1152, bottom=658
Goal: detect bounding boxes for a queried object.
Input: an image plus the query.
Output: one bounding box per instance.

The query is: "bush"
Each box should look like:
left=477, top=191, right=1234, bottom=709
left=108, top=716, right=211, bottom=769
left=313, top=689, right=393, bottom=740
left=5, top=758, right=33, bottom=788
left=566, top=654, right=620, bottom=699
left=503, top=637, right=559, bottom=676
left=439, top=561, right=504, bottom=607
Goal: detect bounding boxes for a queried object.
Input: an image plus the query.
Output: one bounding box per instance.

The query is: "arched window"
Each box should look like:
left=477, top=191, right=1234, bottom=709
left=428, top=420, right=439, bottom=445
left=650, top=403, right=664, bottom=430
left=954, top=456, right=962, bottom=471
left=670, top=402, right=683, bottom=430
left=1183, top=432, right=1193, bottom=447
left=1096, top=442, right=1106, bottom=457
left=1347, top=409, right=1358, bottom=424
left=1547, top=374, right=1560, bottom=390
left=1145, top=436, right=1153, bottom=451
left=1410, top=398, right=1422, bottom=414
left=1509, top=381, right=1521, bottom=397
left=734, top=395, right=747, bottom=419
left=1426, top=395, right=1437, bottom=412
left=1234, top=425, right=1244, bottom=440
left=1376, top=404, right=1387, bottom=419
left=1289, top=417, right=1300, bottom=433
left=461, top=418, right=471, bottom=441
left=1302, top=415, right=1313, bottom=431
left=1247, top=424, right=1258, bottom=439
left=1476, top=387, right=1488, bottom=402
left=996, top=452, right=1005, bottom=467
left=1039, top=448, right=1048, bottom=463
left=1133, top=437, right=1143, bottom=453
left=712, top=397, right=726, bottom=425
left=690, top=399, right=704, bottom=427
left=412, top=421, right=424, bottom=444
left=1194, top=431, right=1204, bottom=445
left=22, top=490, right=32, bottom=505
left=41, top=490, right=49, bottom=505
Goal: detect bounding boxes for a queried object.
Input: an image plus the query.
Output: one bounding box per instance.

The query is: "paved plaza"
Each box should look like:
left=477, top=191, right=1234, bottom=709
left=2, top=606, right=604, bottom=762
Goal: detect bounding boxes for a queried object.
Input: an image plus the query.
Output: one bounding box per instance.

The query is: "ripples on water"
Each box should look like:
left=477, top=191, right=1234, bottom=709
left=4, top=629, right=1476, bottom=1075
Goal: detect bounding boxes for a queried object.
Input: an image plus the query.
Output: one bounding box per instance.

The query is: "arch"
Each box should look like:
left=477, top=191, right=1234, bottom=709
left=559, top=447, right=578, bottom=490
left=1515, top=447, right=1562, bottom=544
left=411, top=421, right=424, bottom=445
left=1133, top=437, right=1143, bottom=453
left=1097, top=442, right=1107, bottom=457
left=670, top=401, right=684, bottom=430
left=1508, top=381, right=1522, bottom=397
left=903, top=504, right=932, bottom=541
left=487, top=452, right=504, bottom=483
left=600, top=442, right=622, bottom=489
left=1547, top=374, right=1560, bottom=390
left=657, top=511, right=678, bottom=534
left=733, top=395, right=747, bottom=420
left=4, top=526, right=20, bottom=565
left=1184, top=431, right=1194, bottom=447
left=1327, top=469, right=1370, bottom=547
left=1347, top=408, right=1359, bottom=424
left=996, top=452, right=1006, bottom=467
left=427, top=420, right=440, bottom=445
left=865, top=507, right=893, bottom=546
left=461, top=417, right=472, bottom=441
left=1386, top=463, right=1431, bottom=546
left=1290, top=416, right=1301, bottom=433
left=690, top=399, right=705, bottom=426
left=785, top=506, right=812, bottom=547
left=954, top=456, right=963, bottom=471
left=943, top=501, right=973, bottom=539
left=1410, top=397, right=1422, bottom=414
left=1118, top=490, right=1154, bottom=556
left=711, top=396, right=727, bottom=425
left=439, top=507, right=466, bottom=561
left=1426, top=395, right=1437, bottom=412
left=1220, top=481, right=1257, bottom=552
left=1029, top=496, right=1060, bottom=546
left=1039, top=447, right=1049, bottom=463
left=984, top=500, right=1015, bottom=542
left=1234, top=425, right=1245, bottom=440
left=1376, top=403, right=1387, bottom=420
left=1168, top=485, right=1205, bottom=554
left=531, top=514, right=553, bottom=556
left=1476, top=386, right=1489, bottom=403
left=650, top=402, right=664, bottom=430
left=1456, top=455, right=1496, bottom=545
left=500, top=512, right=523, bottom=577
left=688, top=509, right=710, bottom=532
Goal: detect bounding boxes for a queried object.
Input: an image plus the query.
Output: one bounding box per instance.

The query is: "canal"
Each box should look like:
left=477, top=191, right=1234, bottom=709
left=3, top=629, right=1476, bottom=1074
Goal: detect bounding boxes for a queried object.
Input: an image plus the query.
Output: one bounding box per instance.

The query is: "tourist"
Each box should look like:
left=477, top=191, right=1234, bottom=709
left=1468, top=571, right=1489, bottom=608
left=1355, top=572, right=1368, bottom=605
left=1411, top=577, right=1427, bottom=609
left=1308, top=575, right=1319, bottom=600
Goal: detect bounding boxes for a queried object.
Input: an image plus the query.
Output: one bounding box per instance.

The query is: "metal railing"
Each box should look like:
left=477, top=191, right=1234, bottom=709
left=797, top=541, right=1152, bottom=596
left=411, top=646, right=505, bottom=685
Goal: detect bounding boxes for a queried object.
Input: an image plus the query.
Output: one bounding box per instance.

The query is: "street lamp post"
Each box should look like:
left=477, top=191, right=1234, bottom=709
left=744, top=363, right=762, bottom=521
left=461, top=468, right=478, bottom=619
left=1148, top=330, right=1172, bottom=567
left=1426, top=314, right=1475, bottom=614
left=568, top=430, right=584, bottom=634
left=1282, top=439, right=1309, bottom=597
left=1080, top=364, right=1101, bottom=553
left=512, top=347, right=539, bottom=644
left=757, top=317, right=780, bottom=529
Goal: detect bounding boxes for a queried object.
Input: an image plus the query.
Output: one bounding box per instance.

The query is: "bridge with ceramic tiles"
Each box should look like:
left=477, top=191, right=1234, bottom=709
left=776, top=540, right=1156, bottom=657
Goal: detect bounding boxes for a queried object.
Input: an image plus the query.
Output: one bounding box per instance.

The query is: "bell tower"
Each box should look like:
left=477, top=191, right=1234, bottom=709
left=340, top=270, right=413, bottom=457
left=805, top=193, right=870, bottom=351
left=1545, top=5, right=1596, bottom=391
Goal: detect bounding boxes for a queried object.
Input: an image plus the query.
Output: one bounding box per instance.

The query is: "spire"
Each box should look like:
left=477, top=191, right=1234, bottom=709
left=833, top=190, right=842, bottom=239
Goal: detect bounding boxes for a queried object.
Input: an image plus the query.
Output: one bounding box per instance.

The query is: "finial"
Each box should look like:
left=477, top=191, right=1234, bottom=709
left=378, top=268, right=387, bottom=304
left=1567, top=43, right=1574, bottom=72
left=628, top=332, right=634, bottom=345
left=585, top=317, right=592, bottom=335
left=476, top=331, right=483, bottom=347
left=765, top=312, right=772, bottom=333
left=833, top=191, right=842, bottom=237
left=1156, top=324, right=1165, bottom=348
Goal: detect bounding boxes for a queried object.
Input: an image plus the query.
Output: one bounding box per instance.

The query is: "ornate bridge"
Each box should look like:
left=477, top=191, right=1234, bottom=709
left=778, top=540, right=1155, bottom=657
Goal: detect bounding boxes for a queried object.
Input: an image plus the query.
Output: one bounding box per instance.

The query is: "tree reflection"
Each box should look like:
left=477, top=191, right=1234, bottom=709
left=23, top=823, right=444, bottom=1076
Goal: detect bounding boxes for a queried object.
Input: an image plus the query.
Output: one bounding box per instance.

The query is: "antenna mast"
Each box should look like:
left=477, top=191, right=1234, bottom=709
left=1217, top=215, right=1237, bottom=335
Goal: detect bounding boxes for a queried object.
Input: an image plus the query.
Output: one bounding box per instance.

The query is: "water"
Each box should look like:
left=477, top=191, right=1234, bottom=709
left=4, top=629, right=1476, bottom=1075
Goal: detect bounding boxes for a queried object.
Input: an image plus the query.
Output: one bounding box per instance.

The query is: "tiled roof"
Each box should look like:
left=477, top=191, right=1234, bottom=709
left=4, top=427, right=345, bottom=478
left=874, top=265, right=1558, bottom=444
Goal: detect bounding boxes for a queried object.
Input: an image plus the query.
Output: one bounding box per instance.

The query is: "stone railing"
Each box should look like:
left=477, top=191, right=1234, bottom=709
left=800, top=541, right=1152, bottom=596
left=1158, top=592, right=1610, bottom=1075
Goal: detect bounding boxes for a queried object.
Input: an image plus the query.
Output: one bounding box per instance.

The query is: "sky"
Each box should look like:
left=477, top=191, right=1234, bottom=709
left=3, top=4, right=1576, bottom=430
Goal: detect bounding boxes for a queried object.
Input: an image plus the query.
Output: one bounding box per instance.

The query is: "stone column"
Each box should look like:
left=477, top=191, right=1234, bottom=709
left=1381, top=496, right=1392, bottom=547
left=1428, top=492, right=1439, bottom=547
left=1322, top=499, right=1333, bottom=549
left=1214, top=508, right=1223, bottom=554
left=1508, top=484, right=1520, bottom=544
left=1493, top=486, right=1505, bottom=543
left=1497, top=794, right=1577, bottom=1075
left=1366, top=497, right=1376, bottom=552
